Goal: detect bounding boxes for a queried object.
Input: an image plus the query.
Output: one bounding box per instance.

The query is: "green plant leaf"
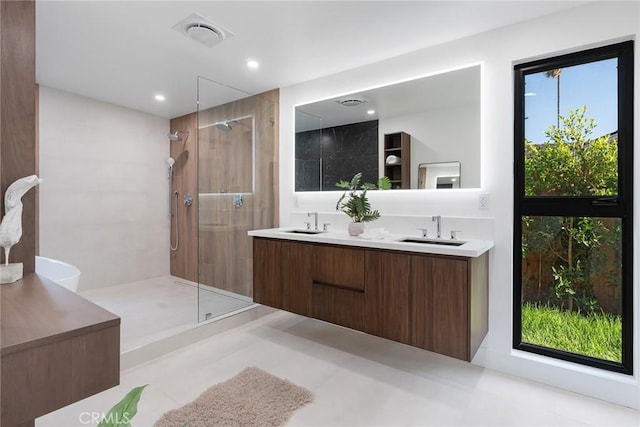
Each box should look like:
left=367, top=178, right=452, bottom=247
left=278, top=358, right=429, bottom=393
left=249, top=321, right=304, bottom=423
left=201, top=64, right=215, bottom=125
left=378, top=176, right=392, bottom=190
left=335, top=172, right=385, bottom=223
left=98, top=385, right=148, bottom=427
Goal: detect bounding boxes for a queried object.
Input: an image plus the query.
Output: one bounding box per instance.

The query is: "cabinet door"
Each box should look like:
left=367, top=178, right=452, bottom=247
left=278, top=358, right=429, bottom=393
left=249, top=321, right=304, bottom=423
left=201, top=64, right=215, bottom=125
left=411, top=255, right=433, bottom=351
left=411, top=255, right=470, bottom=361
left=365, top=250, right=411, bottom=344
left=281, top=241, right=313, bottom=316
left=431, top=257, right=469, bottom=360
left=253, top=238, right=282, bottom=308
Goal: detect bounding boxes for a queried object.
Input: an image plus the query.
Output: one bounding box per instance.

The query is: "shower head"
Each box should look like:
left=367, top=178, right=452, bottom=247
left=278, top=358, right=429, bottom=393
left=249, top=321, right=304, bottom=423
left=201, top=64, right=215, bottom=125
left=168, top=130, right=189, bottom=141
left=167, top=157, right=175, bottom=167
left=213, top=120, right=233, bottom=131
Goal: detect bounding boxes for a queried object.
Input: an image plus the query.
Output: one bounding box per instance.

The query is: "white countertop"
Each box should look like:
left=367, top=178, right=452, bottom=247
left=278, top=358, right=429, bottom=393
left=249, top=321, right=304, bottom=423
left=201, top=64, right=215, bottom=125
left=248, top=227, right=493, bottom=258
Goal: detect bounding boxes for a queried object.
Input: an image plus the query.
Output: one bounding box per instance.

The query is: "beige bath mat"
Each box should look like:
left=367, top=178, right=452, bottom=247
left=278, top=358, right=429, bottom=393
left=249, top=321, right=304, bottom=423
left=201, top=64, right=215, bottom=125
left=154, top=367, right=313, bottom=427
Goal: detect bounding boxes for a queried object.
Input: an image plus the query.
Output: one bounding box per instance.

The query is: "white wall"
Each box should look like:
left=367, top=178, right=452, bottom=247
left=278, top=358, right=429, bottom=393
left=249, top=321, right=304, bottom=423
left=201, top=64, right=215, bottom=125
left=379, top=104, right=480, bottom=188
left=280, top=1, right=640, bottom=408
left=39, top=86, right=170, bottom=291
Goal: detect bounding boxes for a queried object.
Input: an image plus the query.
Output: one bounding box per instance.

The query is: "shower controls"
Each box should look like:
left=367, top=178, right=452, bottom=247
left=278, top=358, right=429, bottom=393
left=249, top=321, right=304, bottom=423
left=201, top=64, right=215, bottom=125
left=233, top=194, right=243, bottom=208
left=183, top=193, right=193, bottom=207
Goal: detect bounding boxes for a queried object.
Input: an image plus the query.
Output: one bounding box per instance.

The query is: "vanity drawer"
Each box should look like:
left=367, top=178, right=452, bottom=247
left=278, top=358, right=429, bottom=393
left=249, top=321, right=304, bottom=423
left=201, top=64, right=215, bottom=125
left=312, top=244, right=365, bottom=290
left=312, top=282, right=365, bottom=331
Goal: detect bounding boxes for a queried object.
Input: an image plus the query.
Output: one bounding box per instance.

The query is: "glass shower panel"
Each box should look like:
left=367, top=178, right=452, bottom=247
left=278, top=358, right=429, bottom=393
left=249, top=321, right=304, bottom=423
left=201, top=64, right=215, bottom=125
left=294, top=110, right=323, bottom=191
left=196, top=76, right=277, bottom=322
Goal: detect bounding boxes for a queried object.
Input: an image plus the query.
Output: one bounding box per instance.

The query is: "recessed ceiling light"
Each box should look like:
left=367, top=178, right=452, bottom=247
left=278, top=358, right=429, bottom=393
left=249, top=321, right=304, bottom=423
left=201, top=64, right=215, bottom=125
left=155, top=94, right=166, bottom=101
left=247, top=60, right=259, bottom=69
left=367, top=109, right=375, bottom=115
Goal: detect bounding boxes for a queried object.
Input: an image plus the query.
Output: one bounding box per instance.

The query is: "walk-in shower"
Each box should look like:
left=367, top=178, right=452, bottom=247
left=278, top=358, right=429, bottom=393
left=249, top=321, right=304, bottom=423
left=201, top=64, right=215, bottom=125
left=195, top=75, right=277, bottom=322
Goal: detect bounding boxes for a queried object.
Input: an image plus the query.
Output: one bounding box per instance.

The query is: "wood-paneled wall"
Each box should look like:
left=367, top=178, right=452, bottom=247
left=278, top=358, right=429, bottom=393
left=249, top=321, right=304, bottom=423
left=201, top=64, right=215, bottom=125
left=169, top=89, right=279, bottom=297
left=0, top=0, right=37, bottom=273
left=169, top=113, right=198, bottom=282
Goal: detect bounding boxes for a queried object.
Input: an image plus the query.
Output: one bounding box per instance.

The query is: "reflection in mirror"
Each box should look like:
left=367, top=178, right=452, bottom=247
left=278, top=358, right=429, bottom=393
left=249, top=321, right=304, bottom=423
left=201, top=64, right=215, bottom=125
left=418, top=161, right=461, bottom=189
left=294, top=64, right=481, bottom=191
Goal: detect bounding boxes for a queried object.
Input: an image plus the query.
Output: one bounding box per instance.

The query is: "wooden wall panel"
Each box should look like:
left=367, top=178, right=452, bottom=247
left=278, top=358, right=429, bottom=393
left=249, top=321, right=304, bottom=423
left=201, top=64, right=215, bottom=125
left=199, top=120, right=253, bottom=194
left=169, top=113, right=198, bottom=282
left=0, top=0, right=37, bottom=273
left=169, top=89, right=279, bottom=298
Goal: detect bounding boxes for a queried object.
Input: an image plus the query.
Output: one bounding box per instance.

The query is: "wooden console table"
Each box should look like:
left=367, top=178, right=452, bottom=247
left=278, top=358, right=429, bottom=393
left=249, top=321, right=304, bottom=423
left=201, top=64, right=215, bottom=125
left=1, top=274, right=120, bottom=427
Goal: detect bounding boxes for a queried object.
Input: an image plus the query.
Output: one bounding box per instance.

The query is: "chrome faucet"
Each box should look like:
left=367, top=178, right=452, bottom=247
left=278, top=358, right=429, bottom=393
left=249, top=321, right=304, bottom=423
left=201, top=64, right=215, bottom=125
left=432, top=215, right=442, bottom=239
left=307, top=211, right=319, bottom=230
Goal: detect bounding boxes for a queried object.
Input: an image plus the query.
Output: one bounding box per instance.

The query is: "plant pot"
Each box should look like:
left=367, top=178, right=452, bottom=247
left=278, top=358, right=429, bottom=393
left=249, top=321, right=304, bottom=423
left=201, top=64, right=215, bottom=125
left=348, top=222, right=365, bottom=236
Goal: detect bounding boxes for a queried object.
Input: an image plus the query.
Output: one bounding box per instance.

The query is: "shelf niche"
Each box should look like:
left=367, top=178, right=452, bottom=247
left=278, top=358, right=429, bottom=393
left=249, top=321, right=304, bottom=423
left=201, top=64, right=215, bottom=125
left=383, top=132, right=411, bottom=189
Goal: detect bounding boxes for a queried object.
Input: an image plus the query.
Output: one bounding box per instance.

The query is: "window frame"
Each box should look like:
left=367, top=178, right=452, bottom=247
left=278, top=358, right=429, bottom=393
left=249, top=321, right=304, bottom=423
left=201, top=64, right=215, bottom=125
left=513, top=41, right=634, bottom=374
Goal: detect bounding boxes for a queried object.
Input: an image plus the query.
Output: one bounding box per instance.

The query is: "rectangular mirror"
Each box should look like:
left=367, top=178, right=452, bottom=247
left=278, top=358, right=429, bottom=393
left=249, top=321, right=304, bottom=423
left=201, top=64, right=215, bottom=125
left=294, top=64, right=481, bottom=191
left=418, top=161, right=461, bottom=189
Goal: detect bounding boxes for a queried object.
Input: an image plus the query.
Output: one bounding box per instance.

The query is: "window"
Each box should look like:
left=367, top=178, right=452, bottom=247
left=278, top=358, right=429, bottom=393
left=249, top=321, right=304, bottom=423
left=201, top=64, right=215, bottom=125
left=514, top=41, right=633, bottom=374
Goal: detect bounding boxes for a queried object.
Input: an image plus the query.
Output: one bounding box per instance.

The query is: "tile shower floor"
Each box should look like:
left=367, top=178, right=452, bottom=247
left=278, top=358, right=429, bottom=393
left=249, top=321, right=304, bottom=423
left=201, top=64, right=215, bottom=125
left=38, top=310, right=639, bottom=427
left=80, top=275, right=252, bottom=352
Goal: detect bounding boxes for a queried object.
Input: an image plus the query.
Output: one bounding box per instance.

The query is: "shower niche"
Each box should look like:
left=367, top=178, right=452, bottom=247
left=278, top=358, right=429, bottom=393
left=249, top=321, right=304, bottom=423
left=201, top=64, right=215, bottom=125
left=198, top=115, right=255, bottom=195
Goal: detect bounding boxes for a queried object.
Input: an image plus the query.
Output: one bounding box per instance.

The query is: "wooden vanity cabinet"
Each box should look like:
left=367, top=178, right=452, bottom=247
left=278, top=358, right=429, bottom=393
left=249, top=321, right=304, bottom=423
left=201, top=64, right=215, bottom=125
left=252, top=237, right=489, bottom=362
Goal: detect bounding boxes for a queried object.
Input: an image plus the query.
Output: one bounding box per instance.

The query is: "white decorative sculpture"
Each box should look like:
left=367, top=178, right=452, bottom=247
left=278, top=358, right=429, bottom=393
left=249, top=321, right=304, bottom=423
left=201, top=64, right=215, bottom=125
left=0, top=174, right=42, bottom=284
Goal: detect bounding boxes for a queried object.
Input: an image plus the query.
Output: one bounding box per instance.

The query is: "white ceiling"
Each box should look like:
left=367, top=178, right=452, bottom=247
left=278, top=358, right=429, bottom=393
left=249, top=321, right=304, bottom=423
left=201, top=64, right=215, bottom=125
left=36, top=1, right=588, bottom=119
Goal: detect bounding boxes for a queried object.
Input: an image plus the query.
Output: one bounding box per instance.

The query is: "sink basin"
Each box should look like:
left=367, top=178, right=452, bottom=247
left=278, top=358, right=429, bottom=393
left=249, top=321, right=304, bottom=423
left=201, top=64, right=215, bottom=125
left=284, top=229, right=326, bottom=235
left=399, top=237, right=466, bottom=246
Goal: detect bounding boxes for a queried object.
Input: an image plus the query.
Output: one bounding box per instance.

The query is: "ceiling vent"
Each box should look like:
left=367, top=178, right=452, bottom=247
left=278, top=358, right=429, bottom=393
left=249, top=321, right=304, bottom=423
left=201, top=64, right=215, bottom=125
left=335, top=97, right=368, bottom=107
left=172, top=13, right=234, bottom=47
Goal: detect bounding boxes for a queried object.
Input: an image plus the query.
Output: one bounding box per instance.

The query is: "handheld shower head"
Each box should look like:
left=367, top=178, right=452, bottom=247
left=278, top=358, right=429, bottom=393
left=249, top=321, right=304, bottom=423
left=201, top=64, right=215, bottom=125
left=168, top=130, right=189, bottom=142
left=167, top=157, right=175, bottom=167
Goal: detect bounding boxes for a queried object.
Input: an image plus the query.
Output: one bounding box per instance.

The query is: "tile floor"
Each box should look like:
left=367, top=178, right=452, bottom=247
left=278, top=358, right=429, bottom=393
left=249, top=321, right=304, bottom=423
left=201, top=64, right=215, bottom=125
left=38, top=310, right=639, bottom=427
left=80, top=276, right=252, bottom=351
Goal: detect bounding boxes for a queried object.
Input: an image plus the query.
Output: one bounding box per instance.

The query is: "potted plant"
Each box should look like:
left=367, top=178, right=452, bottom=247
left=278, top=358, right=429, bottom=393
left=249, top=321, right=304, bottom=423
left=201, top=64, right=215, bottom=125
left=336, top=172, right=391, bottom=236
